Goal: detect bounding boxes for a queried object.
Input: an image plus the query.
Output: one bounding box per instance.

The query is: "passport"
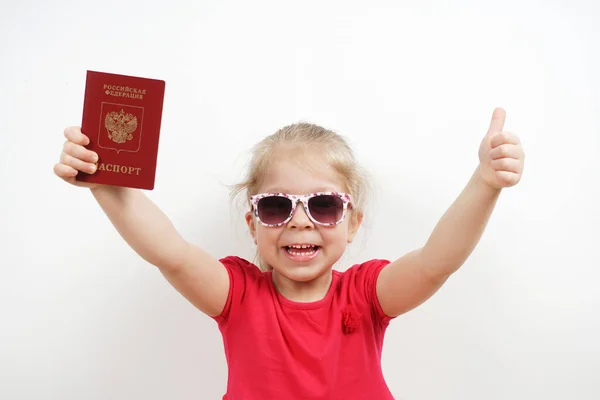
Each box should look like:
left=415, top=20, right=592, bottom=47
left=76, top=70, right=166, bottom=190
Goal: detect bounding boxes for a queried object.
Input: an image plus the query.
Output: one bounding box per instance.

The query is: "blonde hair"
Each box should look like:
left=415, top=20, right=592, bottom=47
left=230, top=122, right=371, bottom=271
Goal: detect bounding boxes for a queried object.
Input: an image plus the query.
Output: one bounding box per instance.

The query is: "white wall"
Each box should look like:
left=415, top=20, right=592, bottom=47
left=1, top=0, right=598, bottom=399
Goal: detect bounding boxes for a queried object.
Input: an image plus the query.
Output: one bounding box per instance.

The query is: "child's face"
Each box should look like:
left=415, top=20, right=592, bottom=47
left=245, top=147, right=362, bottom=284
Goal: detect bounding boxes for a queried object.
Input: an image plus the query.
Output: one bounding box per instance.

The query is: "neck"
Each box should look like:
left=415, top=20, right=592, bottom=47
left=271, top=269, right=333, bottom=303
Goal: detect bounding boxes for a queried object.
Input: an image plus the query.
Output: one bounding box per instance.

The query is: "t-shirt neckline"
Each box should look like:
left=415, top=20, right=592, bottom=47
left=265, top=270, right=339, bottom=310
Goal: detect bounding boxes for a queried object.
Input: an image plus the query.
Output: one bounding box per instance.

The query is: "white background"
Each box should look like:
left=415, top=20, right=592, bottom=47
left=1, top=0, right=599, bottom=399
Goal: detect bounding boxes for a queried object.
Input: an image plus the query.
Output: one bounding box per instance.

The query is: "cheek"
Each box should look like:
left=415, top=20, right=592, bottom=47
left=256, top=226, right=281, bottom=247
left=319, top=226, right=349, bottom=245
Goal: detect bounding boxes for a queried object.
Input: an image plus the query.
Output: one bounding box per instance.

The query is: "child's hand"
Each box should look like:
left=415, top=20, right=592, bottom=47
left=478, top=108, right=525, bottom=189
left=53, top=126, right=101, bottom=188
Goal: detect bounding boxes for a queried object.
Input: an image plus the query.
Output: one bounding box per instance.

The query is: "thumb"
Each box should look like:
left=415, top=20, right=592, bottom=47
left=487, top=107, right=506, bottom=137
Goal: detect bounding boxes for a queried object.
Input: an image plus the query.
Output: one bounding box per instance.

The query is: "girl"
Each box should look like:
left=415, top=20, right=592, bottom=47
left=53, top=107, right=525, bottom=399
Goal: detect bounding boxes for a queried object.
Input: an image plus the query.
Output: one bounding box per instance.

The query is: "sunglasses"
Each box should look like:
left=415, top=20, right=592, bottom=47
left=249, top=192, right=352, bottom=227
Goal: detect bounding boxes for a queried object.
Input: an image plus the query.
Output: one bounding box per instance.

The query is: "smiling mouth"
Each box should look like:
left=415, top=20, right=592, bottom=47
left=283, top=244, right=321, bottom=255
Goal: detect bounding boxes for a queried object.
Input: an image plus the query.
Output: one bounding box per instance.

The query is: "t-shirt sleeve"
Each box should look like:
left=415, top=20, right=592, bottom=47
left=344, top=259, right=396, bottom=327
left=211, top=256, right=261, bottom=327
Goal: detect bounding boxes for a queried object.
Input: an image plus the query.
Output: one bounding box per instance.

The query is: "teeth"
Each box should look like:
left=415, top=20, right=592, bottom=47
left=290, top=244, right=315, bottom=249
left=287, top=247, right=317, bottom=256
left=285, top=244, right=319, bottom=256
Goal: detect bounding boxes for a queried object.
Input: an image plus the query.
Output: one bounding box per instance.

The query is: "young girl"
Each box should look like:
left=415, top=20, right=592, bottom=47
left=53, top=107, right=525, bottom=399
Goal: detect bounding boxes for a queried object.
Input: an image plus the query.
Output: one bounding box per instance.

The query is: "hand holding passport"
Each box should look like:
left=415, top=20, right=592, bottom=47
left=73, top=71, right=166, bottom=190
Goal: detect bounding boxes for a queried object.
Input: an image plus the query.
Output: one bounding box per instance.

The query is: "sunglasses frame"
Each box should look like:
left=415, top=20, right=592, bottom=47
left=249, top=191, right=352, bottom=227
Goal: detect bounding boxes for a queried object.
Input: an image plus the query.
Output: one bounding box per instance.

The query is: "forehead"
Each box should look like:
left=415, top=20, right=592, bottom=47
left=258, top=147, right=345, bottom=194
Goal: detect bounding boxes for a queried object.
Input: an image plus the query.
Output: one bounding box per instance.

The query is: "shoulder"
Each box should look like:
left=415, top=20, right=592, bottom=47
left=336, top=259, right=393, bottom=324
left=218, top=255, right=266, bottom=294
left=213, top=256, right=267, bottom=324
left=220, top=255, right=262, bottom=277
left=338, top=258, right=391, bottom=288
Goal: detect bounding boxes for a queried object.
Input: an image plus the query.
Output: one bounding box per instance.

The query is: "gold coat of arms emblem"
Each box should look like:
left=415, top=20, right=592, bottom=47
left=104, top=109, right=138, bottom=144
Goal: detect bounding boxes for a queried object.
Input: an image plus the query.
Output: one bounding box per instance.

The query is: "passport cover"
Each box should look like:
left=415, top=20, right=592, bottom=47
left=76, top=70, right=166, bottom=190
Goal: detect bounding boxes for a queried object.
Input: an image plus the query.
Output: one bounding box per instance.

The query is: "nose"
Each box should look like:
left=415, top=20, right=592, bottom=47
left=288, top=201, right=314, bottom=229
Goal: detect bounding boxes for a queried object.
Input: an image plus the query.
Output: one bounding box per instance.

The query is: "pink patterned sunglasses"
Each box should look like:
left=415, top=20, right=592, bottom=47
left=249, top=192, right=352, bottom=227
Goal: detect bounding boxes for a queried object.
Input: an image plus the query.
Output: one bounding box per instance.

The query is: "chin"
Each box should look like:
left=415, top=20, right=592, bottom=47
left=271, top=252, right=332, bottom=283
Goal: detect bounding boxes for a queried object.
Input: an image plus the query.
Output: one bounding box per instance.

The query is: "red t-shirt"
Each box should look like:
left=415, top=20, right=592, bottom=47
left=212, top=256, right=397, bottom=399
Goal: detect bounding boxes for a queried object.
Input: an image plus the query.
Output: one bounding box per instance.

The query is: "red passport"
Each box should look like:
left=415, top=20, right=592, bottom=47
left=76, top=70, right=166, bottom=190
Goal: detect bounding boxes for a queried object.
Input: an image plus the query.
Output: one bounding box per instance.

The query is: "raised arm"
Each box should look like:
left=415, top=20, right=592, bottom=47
left=376, top=108, right=525, bottom=318
left=55, top=126, right=229, bottom=317
left=91, top=186, right=229, bottom=317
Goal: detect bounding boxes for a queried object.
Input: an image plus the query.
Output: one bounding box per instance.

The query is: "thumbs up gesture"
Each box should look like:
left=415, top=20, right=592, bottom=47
left=478, top=108, right=525, bottom=189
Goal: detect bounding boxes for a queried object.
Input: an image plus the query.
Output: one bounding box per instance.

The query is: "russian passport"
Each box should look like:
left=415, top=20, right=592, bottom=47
left=76, top=70, right=166, bottom=190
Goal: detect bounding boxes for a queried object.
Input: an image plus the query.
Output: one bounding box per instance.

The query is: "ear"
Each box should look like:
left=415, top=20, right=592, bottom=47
left=347, top=209, right=363, bottom=243
left=245, top=211, right=257, bottom=244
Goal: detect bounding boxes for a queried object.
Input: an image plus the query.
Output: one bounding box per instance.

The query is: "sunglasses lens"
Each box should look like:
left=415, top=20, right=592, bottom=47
left=257, top=196, right=293, bottom=225
left=308, top=195, right=344, bottom=224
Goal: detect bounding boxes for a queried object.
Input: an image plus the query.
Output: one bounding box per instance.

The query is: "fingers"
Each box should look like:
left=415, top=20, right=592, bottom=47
left=490, top=131, right=521, bottom=149
left=489, top=157, right=523, bottom=174
left=62, top=139, right=97, bottom=164
left=64, top=126, right=90, bottom=146
left=58, top=126, right=98, bottom=176
left=488, top=140, right=525, bottom=175
left=59, top=150, right=97, bottom=175
left=488, top=143, right=524, bottom=160
left=494, top=171, right=521, bottom=187
left=53, top=162, right=78, bottom=179
left=55, top=126, right=101, bottom=188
